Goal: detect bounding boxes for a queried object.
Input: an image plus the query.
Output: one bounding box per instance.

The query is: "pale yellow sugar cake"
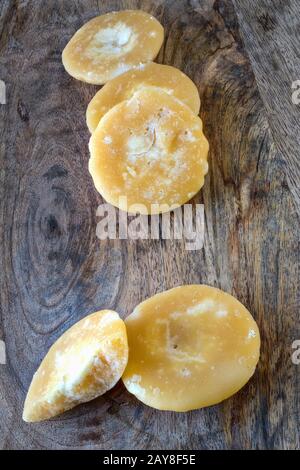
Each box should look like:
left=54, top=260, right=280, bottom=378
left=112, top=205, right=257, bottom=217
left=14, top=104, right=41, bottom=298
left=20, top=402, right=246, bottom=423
left=88, top=88, right=209, bottom=215
left=62, top=10, right=164, bottom=84
left=86, top=63, right=200, bottom=133
left=122, top=285, right=260, bottom=412
left=23, top=310, right=128, bottom=422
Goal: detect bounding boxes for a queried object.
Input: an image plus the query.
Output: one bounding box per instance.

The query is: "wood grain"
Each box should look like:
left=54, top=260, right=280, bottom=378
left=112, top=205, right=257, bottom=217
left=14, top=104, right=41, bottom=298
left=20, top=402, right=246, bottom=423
left=232, top=0, right=300, bottom=215
left=0, top=0, right=299, bottom=449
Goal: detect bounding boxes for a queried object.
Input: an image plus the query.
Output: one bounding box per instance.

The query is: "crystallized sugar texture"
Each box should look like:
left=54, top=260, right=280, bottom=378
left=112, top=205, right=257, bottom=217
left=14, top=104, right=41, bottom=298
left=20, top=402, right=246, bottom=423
left=62, top=10, right=164, bottom=84
left=122, top=285, right=260, bottom=411
left=86, top=63, right=200, bottom=133
left=23, top=310, right=128, bottom=422
left=88, top=88, right=209, bottom=215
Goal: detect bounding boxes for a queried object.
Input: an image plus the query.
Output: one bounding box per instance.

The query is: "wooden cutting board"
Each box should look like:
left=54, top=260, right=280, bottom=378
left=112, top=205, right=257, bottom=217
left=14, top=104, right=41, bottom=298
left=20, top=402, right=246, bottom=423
left=0, top=0, right=299, bottom=449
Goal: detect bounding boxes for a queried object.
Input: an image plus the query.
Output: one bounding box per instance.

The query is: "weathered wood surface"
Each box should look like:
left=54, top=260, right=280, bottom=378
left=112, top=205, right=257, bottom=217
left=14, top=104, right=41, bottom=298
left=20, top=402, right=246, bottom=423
left=0, top=0, right=299, bottom=450
left=232, top=0, right=300, bottom=215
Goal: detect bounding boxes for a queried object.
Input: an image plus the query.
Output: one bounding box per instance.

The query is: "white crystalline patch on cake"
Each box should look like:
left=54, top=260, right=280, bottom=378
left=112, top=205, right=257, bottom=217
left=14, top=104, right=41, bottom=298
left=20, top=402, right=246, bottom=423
left=181, top=368, right=191, bottom=377
left=127, top=133, right=154, bottom=156
left=103, top=136, right=112, bottom=144
left=87, top=71, right=97, bottom=80
left=171, top=349, right=207, bottom=364
left=181, top=130, right=196, bottom=142
left=247, top=328, right=257, bottom=339
left=162, top=88, right=174, bottom=95
left=98, top=310, right=119, bottom=327
left=152, top=387, right=160, bottom=395
left=92, top=23, right=136, bottom=55
left=55, top=344, right=95, bottom=377
left=52, top=313, right=119, bottom=398
left=54, top=345, right=95, bottom=399
left=202, top=161, right=209, bottom=174
left=170, top=311, right=182, bottom=319
left=187, top=299, right=215, bottom=315
left=126, top=374, right=146, bottom=397
left=110, top=63, right=133, bottom=79
left=127, top=125, right=171, bottom=166
left=144, top=145, right=161, bottom=161
left=215, top=310, right=228, bottom=318
left=126, top=166, right=136, bottom=177
left=131, top=374, right=141, bottom=383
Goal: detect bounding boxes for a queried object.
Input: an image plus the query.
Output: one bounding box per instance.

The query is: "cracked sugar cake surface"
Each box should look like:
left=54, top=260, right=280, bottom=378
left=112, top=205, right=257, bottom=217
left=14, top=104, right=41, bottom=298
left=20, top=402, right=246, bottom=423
left=86, top=62, right=201, bottom=133
left=122, top=285, right=260, bottom=412
left=23, top=310, right=128, bottom=422
left=88, top=88, right=209, bottom=215
left=62, top=10, right=164, bottom=84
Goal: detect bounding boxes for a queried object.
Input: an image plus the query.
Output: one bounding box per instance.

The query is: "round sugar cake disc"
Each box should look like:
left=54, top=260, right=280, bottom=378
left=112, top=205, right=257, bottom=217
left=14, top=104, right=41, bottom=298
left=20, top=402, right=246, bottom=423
left=88, top=87, right=209, bottom=215
left=62, top=10, right=164, bottom=84
left=86, top=63, right=200, bottom=133
left=122, top=285, right=260, bottom=412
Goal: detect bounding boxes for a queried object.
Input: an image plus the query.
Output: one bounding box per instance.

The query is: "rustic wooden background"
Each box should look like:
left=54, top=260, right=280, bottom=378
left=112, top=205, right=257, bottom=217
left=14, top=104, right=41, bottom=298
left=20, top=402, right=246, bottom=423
left=0, top=0, right=299, bottom=450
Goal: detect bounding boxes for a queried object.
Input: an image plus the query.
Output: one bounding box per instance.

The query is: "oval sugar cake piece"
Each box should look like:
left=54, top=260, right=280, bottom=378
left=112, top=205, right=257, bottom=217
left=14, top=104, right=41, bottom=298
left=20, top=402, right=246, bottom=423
left=122, top=285, right=260, bottom=412
left=88, top=88, right=209, bottom=215
left=23, top=310, right=128, bottom=422
left=62, top=10, right=164, bottom=84
left=86, top=63, right=200, bottom=133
